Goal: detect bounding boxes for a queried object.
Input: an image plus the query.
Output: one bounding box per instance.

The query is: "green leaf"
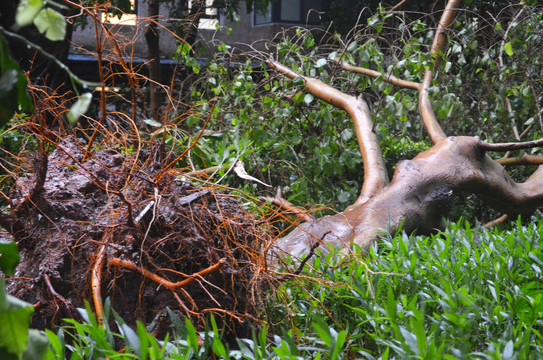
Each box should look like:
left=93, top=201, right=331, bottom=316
left=504, top=42, right=514, bottom=57
left=33, top=9, right=67, bottom=42
left=15, top=0, right=44, bottom=28
left=0, top=286, right=34, bottom=358
left=0, top=70, right=19, bottom=97
left=120, top=323, right=141, bottom=357
left=400, top=326, right=420, bottom=356
left=67, top=93, right=92, bottom=124
left=312, top=320, right=332, bottom=347
left=22, top=330, right=49, bottom=360
left=303, top=94, right=314, bottom=104
left=0, top=34, right=33, bottom=123
left=315, top=58, right=327, bottom=68
left=0, top=240, right=19, bottom=277
left=143, top=118, right=163, bottom=127
left=502, top=340, right=514, bottom=360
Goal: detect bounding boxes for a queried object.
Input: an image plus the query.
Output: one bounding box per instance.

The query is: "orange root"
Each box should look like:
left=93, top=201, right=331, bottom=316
left=109, top=257, right=226, bottom=291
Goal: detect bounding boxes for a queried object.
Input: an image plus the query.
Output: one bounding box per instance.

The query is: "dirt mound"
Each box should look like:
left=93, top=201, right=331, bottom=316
left=4, top=136, right=272, bottom=337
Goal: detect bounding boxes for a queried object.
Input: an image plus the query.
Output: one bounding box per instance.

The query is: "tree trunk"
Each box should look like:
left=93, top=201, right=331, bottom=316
left=273, top=136, right=543, bottom=258
left=145, top=0, right=162, bottom=121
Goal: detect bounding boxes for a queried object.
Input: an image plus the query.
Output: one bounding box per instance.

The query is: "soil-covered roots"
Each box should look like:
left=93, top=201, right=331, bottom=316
left=3, top=136, right=273, bottom=338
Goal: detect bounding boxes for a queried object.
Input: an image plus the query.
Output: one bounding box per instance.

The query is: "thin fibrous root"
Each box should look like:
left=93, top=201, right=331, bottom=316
left=108, top=257, right=226, bottom=291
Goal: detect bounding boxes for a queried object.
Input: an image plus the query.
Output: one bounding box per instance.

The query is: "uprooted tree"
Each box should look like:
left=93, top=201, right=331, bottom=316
left=1, top=0, right=543, bottom=341
left=267, top=0, right=543, bottom=260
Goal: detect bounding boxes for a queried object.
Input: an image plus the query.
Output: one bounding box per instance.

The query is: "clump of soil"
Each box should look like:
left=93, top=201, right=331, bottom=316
left=4, top=136, right=272, bottom=338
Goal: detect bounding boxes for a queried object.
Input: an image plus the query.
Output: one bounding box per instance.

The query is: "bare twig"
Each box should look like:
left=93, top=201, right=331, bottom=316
left=339, top=61, right=421, bottom=90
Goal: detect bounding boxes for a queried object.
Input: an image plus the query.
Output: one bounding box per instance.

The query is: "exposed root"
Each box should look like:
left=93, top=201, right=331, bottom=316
left=483, top=214, right=509, bottom=229
left=108, top=257, right=226, bottom=291
left=92, top=236, right=108, bottom=325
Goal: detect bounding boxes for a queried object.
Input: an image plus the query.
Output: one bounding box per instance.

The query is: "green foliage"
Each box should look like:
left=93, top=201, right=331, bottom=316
left=0, top=278, right=49, bottom=360
left=179, top=3, right=542, bottom=221
left=0, top=34, right=33, bottom=124
left=268, top=217, right=543, bottom=358
left=67, top=93, right=93, bottom=124
left=0, top=239, right=19, bottom=277
left=14, top=0, right=67, bottom=41
left=0, top=221, right=48, bottom=360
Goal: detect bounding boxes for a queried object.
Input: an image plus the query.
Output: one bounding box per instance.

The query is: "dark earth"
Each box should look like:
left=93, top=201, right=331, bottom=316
left=3, top=136, right=272, bottom=338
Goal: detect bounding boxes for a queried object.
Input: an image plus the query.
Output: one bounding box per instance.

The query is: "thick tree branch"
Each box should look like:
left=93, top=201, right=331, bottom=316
left=497, top=155, right=543, bottom=166
left=419, top=70, right=447, bottom=143
left=267, top=60, right=388, bottom=204
left=418, top=0, right=462, bottom=143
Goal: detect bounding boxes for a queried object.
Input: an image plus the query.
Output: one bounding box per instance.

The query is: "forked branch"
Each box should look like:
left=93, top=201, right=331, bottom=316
left=266, top=60, right=388, bottom=204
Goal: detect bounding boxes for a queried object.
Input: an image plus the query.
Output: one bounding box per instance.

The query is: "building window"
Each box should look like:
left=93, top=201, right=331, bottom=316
left=101, top=0, right=138, bottom=26
left=254, top=0, right=328, bottom=26
left=189, top=0, right=219, bottom=30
